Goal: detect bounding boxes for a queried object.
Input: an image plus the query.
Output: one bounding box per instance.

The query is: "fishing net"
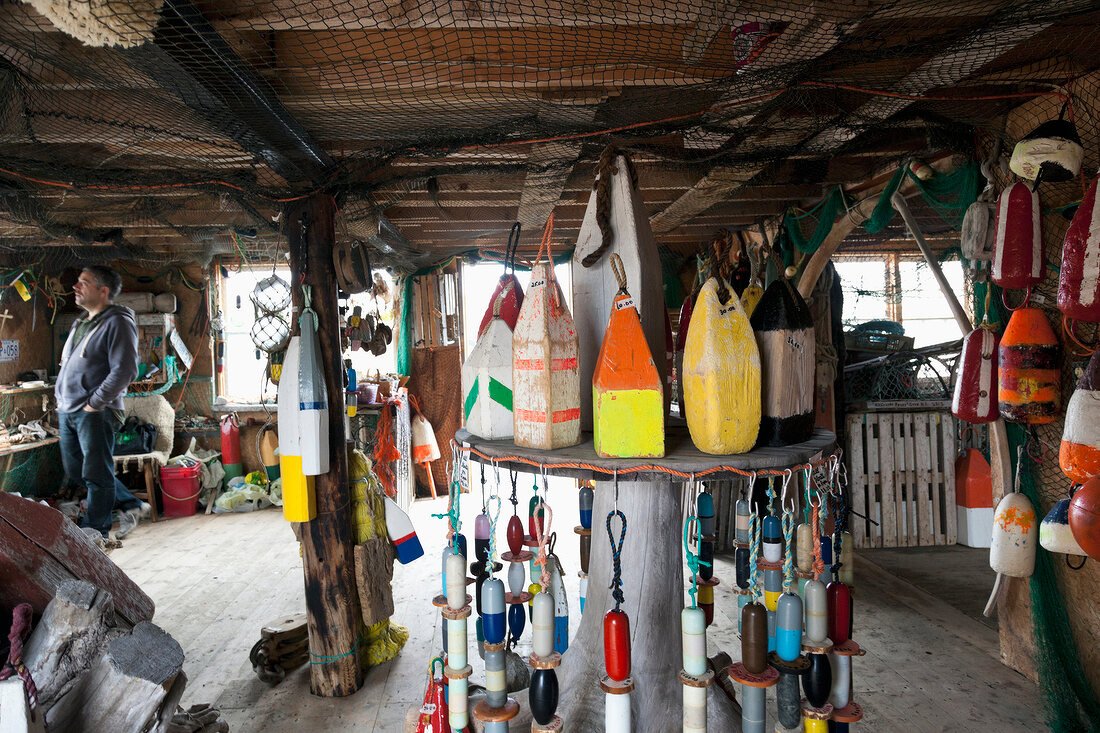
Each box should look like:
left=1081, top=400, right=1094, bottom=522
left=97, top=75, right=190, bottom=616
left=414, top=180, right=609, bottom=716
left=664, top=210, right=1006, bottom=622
left=1, top=2, right=1100, bottom=271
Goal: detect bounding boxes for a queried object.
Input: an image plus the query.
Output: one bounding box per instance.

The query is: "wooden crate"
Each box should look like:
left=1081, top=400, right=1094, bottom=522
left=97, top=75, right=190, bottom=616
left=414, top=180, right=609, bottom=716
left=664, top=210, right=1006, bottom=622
left=846, top=411, right=958, bottom=549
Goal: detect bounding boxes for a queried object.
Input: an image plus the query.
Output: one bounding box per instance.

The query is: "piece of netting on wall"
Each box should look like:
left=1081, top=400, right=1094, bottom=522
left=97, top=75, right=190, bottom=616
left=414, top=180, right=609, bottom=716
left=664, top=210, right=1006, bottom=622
left=2, top=2, right=1100, bottom=269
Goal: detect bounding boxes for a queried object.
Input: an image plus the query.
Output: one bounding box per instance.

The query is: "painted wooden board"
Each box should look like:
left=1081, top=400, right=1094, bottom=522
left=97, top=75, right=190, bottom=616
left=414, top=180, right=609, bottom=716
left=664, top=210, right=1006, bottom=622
left=681, top=277, right=761, bottom=455
left=593, top=282, right=664, bottom=458
left=462, top=315, right=515, bottom=440
left=513, top=262, right=581, bottom=450
left=914, top=413, right=933, bottom=547
left=0, top=491, right=154, bottom=627
left=572, top=154, right=666, bottom=431
left=750, top=280, right=815, bottom=447
left=879, top=414, right=898, bottom=548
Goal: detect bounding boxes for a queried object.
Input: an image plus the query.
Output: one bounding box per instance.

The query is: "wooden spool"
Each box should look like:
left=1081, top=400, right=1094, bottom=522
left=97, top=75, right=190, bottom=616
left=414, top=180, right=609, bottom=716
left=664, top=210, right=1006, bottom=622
left=502, top=550, right=534, bottom=563
left=801, top=701, right=835, bottom=721
left=445, top=664, right=473, bottom=680
left=679, top=668, right=715, bottom=688
left=727, top=662, right=779, bottom=688
left=697, top=576, right=720, bottom=587
left=600, top=674, right=636, bottom=694
left=801, top=639, right=834, bottom=655
left=506, top=591, right=533, bottom=605
left=573, top=152, right=666, bottom=432
left=831, top=701, right=865, bottom=723
left=769, top=652, right=810, bottom=675
left=474, top=697, right=520, bottom=723
left=433, top=593, right=472, bottom=608
left=832, top=639, right=864, bottom=657
left=755, top=559, right=782, bottom=572
left=574, top=525, right=592, bottom=536
left=441, top=605, right=472, bottom=621
left=531, top=714, right=564, bottom=731
left=530, top=651, right=562, bottom=669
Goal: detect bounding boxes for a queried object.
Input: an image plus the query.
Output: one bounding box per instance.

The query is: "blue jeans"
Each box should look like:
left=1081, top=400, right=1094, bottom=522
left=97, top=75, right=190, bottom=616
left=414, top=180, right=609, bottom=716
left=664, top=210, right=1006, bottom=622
left=59, top=410, right=140, bottom=537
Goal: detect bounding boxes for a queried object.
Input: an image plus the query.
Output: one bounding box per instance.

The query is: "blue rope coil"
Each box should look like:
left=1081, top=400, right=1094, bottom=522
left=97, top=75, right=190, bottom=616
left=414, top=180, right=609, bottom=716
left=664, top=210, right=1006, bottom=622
left=606, top=509, right=627, bottom=610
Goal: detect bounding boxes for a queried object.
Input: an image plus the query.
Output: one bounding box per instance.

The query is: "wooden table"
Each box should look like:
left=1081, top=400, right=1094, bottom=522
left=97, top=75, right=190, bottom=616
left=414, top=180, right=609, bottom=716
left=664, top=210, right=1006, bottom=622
left=456, top=427, right=836, bottom=731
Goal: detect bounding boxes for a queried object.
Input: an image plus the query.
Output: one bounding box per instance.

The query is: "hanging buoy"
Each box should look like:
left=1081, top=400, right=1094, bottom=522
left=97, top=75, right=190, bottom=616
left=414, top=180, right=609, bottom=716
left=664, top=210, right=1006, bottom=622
left=952, top=328, right=999, bottom=424
left=411, top=409, right=440, bottom=496
left=603, top=608, right=631, bottom=681
left=804, top=579, right=827, bottom=643
left=1060, top=349, right=1100, bottom=483
left=384, top=496, right=424, bottom=564
left=803, top=652, right=833, bottom=709
left=998, top=307, right=1061, bottom=424
left=1058, top=173, right=1100, bottom=325
left=734, top=546, right=750, bottom=589
left=531, top=591, right=554, bottom=657
left=990, top=492, right=1037, bottom=577
left=220, top=413, right=243, bottom=484
left=1009, top=114, right=1084, bottom=186
left=474, top=511, right=491, bottom=568
left=681, top=275, right=761, bottom=454
left=573, top=150, right=666, bottom=433
left=483, top=577, right=506, bottom=645
left=827, top=581, right=852, bottom=644
left=550, top=561, right=569, bottom=654
left=277, top=337, right=315, bottom=522
left=735, top=496, right=751, bottom=544
left=528, top=496, right=546, bottom=542
left=513, top=256, right=581, bottom=450
left=529, top=668, right=558, bottom=726
left=1040, top=498, right=1088, bottom=556
left=259, top=426, right=279, bottom=482
left=508, top=603, right=526, bottom=640
left=750, top=279, right=815, bottom=447
left=592, top=254, right=664, bottom=458
left=478, top=223, right=525, bottom=337
left=775, top=592, right=802, bottom=662
left=698, top=581, right=715, bottom=627
left=796, top=522, right=813, bottom=573
left=506, top=515, right=524, bottom=555
left=955, top=447, right=994, bottom=549
left=762, top=515, right=782, bottom=564
left=991, top=182, right=1043, bottom=294
left=297, top=297, right=330, bottom=476
left=462, top=301, right=515, bottom=440
left=507, top=559, right=524, bottom=597
left=675, top=293, right=694, bottom=416
left=1069, top=476, right=1100, bottom=559
left=741, top=602, right=768, bottom=674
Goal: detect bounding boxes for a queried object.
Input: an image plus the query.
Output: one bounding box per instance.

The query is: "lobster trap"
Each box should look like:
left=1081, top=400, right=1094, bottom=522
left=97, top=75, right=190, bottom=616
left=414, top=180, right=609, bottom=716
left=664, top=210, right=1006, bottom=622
left=844, top=340, right=962, bottom=412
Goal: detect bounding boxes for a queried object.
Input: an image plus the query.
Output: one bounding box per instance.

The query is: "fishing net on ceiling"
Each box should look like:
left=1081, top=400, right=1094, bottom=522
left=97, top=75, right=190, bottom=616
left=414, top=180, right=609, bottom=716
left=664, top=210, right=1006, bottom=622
left=0, top=1, right=1097, bottom=268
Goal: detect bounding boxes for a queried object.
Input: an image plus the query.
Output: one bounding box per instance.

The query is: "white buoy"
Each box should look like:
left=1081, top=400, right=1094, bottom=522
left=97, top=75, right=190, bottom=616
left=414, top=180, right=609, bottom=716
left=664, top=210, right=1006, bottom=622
left=278, top=337, right=315, bottom=521
left=297, top=294, right=330, bottom=476
left=461, top=306, right=515, bottom=439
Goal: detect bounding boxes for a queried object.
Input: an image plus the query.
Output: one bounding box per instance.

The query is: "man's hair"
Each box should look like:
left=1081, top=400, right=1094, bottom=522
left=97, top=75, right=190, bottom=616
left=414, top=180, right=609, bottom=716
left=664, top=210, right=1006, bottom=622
left=83, top=266, right=123, bottom=299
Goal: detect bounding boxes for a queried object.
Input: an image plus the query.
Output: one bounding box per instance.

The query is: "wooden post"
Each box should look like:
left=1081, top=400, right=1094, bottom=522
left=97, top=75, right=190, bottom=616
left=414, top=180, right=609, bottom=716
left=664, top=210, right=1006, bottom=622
left=286, top=194, right=364, bottom=697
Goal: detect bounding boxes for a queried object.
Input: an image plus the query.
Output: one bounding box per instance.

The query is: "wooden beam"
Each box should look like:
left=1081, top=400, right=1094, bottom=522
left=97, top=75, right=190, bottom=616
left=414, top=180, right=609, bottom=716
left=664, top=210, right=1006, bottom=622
left=286, top=194, right=363, bottom=698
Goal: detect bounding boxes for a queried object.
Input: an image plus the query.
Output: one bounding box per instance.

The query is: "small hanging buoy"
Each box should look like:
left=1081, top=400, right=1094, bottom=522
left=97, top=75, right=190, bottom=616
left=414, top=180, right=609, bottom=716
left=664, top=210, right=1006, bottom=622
left=603, top=608, right=631, bottom=681
left=1040, top=498, right=1088, bottom=557
left=278, top=337, right=315, bottom=522
left=1058, top=173, right=1100, bottom=324
left=955, top=445, right=994, bottom=549
left=1069, top=476, right=1100, bottom=560
left=991, top=182, right=1043, bottom=293
left=990, top=492, right=1037, bottom=577
left=1009, top=113, right=1085, bottom=186
left=750, top=279, right=815, bottom=447
left=1060, top=349, right=1100, bottom=483
left=952, top=327, right=999, bottom=424
left=998, top=307, right=1061, bottom=424
left=741, top=602, right=768, bottom=674
left=483, top=577, right=506, bottom=645
left=297, top=292, right=330, bottom=476
left=775, top=592, right=802, bottom=662
left=385, top=496, right=424, bottom=564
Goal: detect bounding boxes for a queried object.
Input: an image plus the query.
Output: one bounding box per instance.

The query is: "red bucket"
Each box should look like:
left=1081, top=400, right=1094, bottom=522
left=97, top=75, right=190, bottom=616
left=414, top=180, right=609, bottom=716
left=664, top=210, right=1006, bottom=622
left=159, top=461, right=201, bottom=518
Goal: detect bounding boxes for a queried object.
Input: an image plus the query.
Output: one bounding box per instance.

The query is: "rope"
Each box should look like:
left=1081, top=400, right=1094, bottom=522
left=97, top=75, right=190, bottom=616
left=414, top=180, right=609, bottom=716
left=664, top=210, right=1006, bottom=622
left=581, top=146, right=637, bottom=268
left=0, top=603, right=37, bottom=711
left=487, top=493, right=502, bottom=567
left=609, top=253, right=628, bottom=294
left=534, top=499, right=554, bottom=589
left=505, top=222, right=521, bottom=275
left=308, top=633, right=364, bottom=664
left=749, top=507, right=761, bottom=595
left=683, top=515, right=709, bottom=609
left=811, top=499, right=825, bottom=580
left=450, top=443, right=840, bottom=480
left=607, top=508, right=627, bottom=611
left=782, top=509, right=794, bottom=594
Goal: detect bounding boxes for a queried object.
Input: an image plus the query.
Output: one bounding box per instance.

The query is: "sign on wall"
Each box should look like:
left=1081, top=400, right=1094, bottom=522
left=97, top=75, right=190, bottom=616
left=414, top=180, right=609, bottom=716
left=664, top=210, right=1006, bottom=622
left=0, top=340, right=18, bottom=362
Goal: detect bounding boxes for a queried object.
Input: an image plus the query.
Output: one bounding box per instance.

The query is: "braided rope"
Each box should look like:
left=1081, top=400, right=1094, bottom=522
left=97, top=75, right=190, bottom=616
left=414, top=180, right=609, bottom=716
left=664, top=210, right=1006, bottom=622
left=782, top=509, right=794, bottom=594
left=0, top=603, right=37, bottom=711
left=607, top=509, right=627, bottom=610
left=534, top=500, right=554, bottom=589
left=811, top=499, right=824, bottom=580
left=487, top=493, right=502, bottom=568
left=749, top=508, right=761, bottom=595
left=683, top=515, right=709, bottom=609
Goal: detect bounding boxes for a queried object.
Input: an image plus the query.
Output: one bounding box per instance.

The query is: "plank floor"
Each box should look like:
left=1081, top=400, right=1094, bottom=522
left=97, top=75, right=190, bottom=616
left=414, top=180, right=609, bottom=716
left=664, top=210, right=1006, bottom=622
left=110, top=493, right=1043, bottom=732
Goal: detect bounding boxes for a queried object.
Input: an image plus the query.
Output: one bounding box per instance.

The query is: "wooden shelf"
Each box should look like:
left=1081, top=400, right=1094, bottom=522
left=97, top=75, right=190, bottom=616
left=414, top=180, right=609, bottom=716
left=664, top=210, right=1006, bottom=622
left=0, top=384, right=53, bottom=396
left=0, top=436, right=60, bottom=458
left=456, top=426, right=837, bottom=481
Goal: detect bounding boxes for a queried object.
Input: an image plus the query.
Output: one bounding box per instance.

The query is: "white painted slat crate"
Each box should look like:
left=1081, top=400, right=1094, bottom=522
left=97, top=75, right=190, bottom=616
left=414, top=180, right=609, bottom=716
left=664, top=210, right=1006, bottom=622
left=846, top=411, right=958, bottom=549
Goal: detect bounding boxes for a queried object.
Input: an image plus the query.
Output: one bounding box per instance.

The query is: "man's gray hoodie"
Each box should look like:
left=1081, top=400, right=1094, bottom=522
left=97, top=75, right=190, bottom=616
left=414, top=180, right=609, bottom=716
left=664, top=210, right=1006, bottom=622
left=55, top=305, right=140, bottom=413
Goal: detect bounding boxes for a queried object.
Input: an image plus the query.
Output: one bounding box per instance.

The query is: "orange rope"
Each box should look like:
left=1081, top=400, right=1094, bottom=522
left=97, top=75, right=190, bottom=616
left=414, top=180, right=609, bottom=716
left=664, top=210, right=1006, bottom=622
left=533, top=500, right=554, bottom=589
left=451, top=442, right=838, bottom=480
left=811, top=498, right=825, bottom=580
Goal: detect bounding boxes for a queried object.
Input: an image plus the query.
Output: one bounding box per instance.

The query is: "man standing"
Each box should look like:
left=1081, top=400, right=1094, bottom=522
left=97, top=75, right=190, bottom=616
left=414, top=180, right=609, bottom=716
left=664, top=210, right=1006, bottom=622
left=56, top=266, right=149, bottom=544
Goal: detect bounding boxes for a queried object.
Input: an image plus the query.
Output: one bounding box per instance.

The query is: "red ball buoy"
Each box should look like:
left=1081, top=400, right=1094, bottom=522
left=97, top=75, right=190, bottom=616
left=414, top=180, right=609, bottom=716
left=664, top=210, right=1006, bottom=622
left=1069, top=477, right=1100, bottom=559
left=603, top=608, right=631, bottom=681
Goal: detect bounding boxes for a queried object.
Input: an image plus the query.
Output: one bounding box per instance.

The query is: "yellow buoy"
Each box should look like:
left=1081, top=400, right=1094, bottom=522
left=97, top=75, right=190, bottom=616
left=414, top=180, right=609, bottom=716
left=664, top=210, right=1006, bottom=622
left=682, top=276, right=761, bottom=454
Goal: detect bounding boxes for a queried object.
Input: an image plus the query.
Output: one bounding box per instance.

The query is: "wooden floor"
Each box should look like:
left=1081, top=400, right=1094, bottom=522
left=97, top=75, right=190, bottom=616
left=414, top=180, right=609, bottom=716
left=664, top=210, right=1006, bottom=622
left=110, top=495, right=1044, bottom=732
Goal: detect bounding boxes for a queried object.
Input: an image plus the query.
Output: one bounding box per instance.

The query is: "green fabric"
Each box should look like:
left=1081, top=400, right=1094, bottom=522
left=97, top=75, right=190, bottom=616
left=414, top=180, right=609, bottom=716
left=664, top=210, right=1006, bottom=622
left=865, top=161, right=983, bottom=234
left=782, top=185, right=854, bottom=255
left=396, top=275, right=413, bottom=377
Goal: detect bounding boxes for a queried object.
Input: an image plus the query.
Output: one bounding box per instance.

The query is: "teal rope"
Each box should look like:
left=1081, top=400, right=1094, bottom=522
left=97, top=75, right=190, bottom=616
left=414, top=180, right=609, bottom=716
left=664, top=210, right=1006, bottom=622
left=749, top=509, right=760, bottom=596
left=127, top=355, right=181, bottom=397
left=683, top=515, right=709, bottom=609
left=309, top=633, right=365, bottom=664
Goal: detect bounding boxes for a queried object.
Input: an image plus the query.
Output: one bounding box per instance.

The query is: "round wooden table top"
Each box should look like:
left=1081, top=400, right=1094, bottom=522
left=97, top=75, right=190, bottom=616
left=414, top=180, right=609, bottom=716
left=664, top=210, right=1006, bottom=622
left=456, top=426, right=836, bottom=481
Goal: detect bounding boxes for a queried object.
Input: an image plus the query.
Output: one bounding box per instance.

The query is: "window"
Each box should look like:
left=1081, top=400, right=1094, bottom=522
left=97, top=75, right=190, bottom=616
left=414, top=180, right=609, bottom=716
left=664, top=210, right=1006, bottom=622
left=217, top=267, right=291, bottom=403
left=834, top=256, right=966, bottom=348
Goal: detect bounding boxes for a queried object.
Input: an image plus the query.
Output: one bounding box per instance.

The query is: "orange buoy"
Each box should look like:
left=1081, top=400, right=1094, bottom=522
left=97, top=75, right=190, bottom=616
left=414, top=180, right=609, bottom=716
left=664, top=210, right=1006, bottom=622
left=1058, top=173, right=1100, bottom=325
left=1060, top=350, right=1100, bottom=483
left=955, top=447, right=993, bottom=548
left=951, top=327, right=999, bottom=424
left=991, top=182, right=1043, bottom=293
left=1069, top=476, right=1100, bottom=560
left=998, top=307, right=1060, bottom=424
left=592, top=255, right=664, bottom=458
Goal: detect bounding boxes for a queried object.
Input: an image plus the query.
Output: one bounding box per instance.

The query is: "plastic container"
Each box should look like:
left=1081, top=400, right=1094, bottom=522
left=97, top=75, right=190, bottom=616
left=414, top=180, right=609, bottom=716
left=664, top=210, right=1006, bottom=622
left=160, top=460, right=201, bottom=517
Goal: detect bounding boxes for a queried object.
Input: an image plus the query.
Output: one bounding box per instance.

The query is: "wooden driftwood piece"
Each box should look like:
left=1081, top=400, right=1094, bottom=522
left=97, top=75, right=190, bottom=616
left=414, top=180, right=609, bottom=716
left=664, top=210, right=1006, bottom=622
left=23, top=580, right=119, bottom=709
left=46, top=622, right=185, bottom=733
left=354, top=538, right=395, bottom=626
left=0, top=492, right=154, bottom=627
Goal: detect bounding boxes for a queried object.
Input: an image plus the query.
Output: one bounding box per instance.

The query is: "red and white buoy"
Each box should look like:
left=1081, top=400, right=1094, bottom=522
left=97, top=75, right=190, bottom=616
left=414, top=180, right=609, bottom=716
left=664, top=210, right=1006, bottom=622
left=951, top=327, right=999, bottom=424
left=1058, top=173, right=1100, bottom=328
left=991, top=182, right=1043, bottom=298
left=1060, top=350, right=1100, bottom=484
